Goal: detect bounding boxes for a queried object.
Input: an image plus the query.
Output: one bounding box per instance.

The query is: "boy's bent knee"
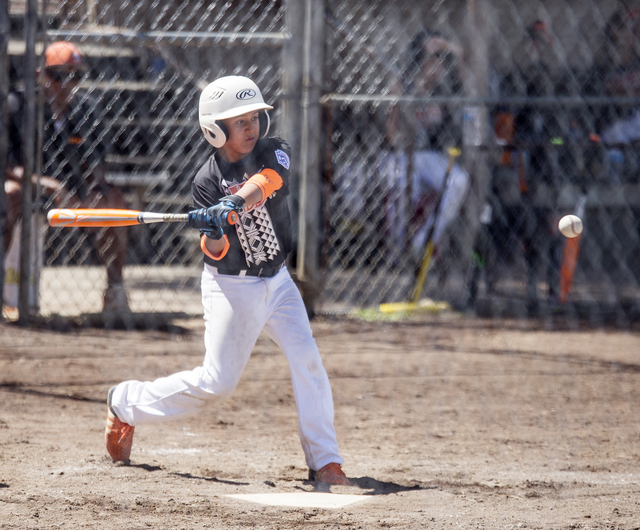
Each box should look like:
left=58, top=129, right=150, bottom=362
left=198, top=366, right=238, bottom=399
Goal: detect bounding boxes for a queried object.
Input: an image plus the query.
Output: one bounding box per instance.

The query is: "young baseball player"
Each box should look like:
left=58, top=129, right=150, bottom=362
left=105, top=75, right=349, bottom=486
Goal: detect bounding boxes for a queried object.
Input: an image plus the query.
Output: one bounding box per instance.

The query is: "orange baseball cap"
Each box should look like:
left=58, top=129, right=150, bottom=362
left=45, top=41, right=84, bottom=68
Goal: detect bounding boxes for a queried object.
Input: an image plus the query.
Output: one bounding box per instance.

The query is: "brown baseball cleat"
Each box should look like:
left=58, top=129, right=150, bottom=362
left=105, top=408, right=134, bottom=463
left=105, top=387, right=134, bottom=463
left=311, top=463, right=351, bottom=486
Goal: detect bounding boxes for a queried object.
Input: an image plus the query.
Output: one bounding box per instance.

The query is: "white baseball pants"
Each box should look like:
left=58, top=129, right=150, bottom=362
left=383, top=150, right=470, bottom=259
left=110, top=265, right=343, bottom=471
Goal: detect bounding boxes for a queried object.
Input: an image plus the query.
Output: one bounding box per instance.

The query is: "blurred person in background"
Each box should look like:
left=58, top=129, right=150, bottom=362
left=383, top=30, right=470, bottom=267
left=4, top=66, right=66, bottom=311
left=511, top=19, right=564, bottom=305
left=594, top=5, right=640, bottom=172
left=4, top=41, right=130, bottom=312
left=4, top=74, right=63, bottom=254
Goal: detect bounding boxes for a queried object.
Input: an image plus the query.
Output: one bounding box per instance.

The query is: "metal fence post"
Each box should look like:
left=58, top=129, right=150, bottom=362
left=281, top=0, right=304, bottom=266
left=0, top=0, right=8, bottom=319
left=18, top=0, right=38, bottom=324
left=281, top=0, right=325, bottom=314
left=296, top=0, right=325, bottom=312
left=458, top=0, right=492, bottom=305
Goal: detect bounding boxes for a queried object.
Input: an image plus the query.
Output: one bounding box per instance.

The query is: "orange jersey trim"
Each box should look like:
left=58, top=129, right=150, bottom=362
left=200, top=233, right=230, bottom=260
left=246, top=168, right=283, bottom=202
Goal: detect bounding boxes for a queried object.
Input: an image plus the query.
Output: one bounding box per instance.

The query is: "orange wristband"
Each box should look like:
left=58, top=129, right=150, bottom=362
left=246, top=168, right=283, bottom=201
left=200, top=233, right=230, bottom=261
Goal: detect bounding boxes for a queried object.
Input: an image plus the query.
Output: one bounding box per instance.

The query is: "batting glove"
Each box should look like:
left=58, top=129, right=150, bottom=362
left=187, top=208, right=223, bottom=239
left=188, top=195, right=245, bottom=238
left=218, top=194, right=245, bottom=213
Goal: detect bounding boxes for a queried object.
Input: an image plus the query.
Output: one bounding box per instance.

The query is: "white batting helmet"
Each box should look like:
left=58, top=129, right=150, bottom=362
left=199, top=75, right=273, bottom=149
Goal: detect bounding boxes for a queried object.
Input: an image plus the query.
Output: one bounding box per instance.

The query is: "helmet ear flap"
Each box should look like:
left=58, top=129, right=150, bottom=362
left=216, top=120, right=229, bottom=142
left=201, top=122, right=227, bottom=149
left=259, top=110, right=270, bottom=138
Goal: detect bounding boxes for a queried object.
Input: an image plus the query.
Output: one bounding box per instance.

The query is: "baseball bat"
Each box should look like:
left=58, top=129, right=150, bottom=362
left=558, top=133, right=599, bottom=304
left=409, top=147, right=462, bottom=303
left=559, top=194, right=586, bottom=304
left=379, top=146, right=462, bottom=313
left=47, top=208, right=238, bottom=228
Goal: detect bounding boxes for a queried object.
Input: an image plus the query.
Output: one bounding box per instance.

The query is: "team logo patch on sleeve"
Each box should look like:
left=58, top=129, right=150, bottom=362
left=275, top=149, right=290, bottom=170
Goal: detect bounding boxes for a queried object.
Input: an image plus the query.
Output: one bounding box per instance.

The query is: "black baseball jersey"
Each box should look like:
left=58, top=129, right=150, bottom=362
left=191, top=136, right=293, bottom=271
left=42, top=91, right=110, bottom=200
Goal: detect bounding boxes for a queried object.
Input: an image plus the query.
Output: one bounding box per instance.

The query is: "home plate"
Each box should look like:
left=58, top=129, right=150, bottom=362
left=226, top=492, right=369, bottom=509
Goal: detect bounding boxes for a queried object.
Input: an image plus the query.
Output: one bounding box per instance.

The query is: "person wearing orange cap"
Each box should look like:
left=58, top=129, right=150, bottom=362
left=45, top=40, right=85, bottom=68
left=4, top=41, right=130, bottom=312
left=595, top=8, right=640, bottom=146
left=43, top=41, right=130, bottom=311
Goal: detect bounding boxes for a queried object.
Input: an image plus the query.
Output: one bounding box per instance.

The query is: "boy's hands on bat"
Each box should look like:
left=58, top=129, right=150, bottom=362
left=188, top=195, right=245, bottom=239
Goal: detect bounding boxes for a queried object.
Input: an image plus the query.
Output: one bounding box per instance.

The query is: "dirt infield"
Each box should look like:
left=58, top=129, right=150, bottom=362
left=1, top=313, right=639, bottom=529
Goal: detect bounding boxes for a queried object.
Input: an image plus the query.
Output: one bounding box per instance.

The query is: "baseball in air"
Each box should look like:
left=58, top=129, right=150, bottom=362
left=558, top=214, right=583, bottom=238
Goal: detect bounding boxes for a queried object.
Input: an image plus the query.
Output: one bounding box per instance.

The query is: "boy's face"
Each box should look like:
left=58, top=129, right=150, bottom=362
left=220, top=110, right=261, bottom=162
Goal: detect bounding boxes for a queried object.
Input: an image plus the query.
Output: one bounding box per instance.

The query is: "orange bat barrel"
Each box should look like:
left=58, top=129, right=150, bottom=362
left=48, top=208, right=148, bottom=227
left=559, top=234, right=581, bottom=304
left=47, top=208, right=237, bottom=228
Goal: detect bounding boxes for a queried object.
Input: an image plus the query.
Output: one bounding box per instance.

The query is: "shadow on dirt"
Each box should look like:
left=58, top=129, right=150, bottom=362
left=14, top=313, right=193, bottom=333
left=460, top=347, right=640, bottom=373
left=129, top=463, right=163, bottom=472
left=300, top=476, right=432, bottom=495
left=0, top=382, right=104, bottom=403
left=171, top=472, right=250, bottom=486
left=350, top=476, right=434, bottom=495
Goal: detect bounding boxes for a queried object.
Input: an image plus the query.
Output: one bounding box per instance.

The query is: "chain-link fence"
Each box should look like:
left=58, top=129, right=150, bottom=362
left=320, top=0, right=640, bottom=323
left=4, top=0, right=288, bottom=318
left=2, top=0, right=640, bottom=324
left=43, top=1, right=286, bottom=317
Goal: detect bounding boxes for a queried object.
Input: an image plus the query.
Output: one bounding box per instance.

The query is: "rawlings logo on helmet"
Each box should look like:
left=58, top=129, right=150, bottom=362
left=236, top=89, right=256, bottom=100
